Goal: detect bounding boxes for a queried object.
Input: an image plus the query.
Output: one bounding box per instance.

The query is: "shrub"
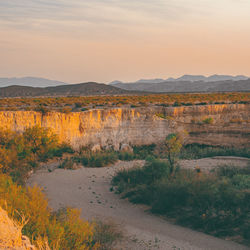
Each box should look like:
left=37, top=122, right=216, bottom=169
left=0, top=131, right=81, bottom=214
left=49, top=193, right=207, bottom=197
left=75, top=102, right=83, bottom=108
left=23, top=126, right=59, bottom=162
left=112, top=159, right=170, bottom=189
left=93, top=220, right=123, bottom=250
left=132, top=144, right=156, bottom=159
left=196, top=102, right=208, bottom=106
left=59, top=158, right=76, bottom=170
left=0, top=127, right=74, bottom=183
left=78, top=151, right=118, bottom=168
left=34, top=105, right=49, bottom=115
left=56, top=208, right=97, bottom=249
left=76, top=145, right=156, bottom=166
left=0, top=174, right=101, bottom=249
left=143, top=159, right=170, bottom=183
left=112, top=166, right=144, bottom=189
left=123, top=184, right=155, bottom=204
left=53, top=143, right=75, bottom=157
left=151, top=178, right=191, bottom=214
left=231, top=174, right=250, bottom=189
left=180, top=144, right=250, bottom=159
left=202, top=117, right=214, bottom=124
left=112, top=164, right=250, bottom=244
left=163, top=133, right=183, bottom=173
left=155, top=113, right=166, bottom=119
left=216, top=165, right=250, bottom=178
left=183, top=102, right=193, bottom=106
left=173, top=101, right=181, bottom=107
left=118, top=151, right=135, bottom=161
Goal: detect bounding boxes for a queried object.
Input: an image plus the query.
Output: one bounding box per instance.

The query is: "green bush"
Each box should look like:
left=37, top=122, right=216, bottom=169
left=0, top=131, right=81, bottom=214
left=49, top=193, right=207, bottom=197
left=118, top=151, right=135, bottom=161
left=78, top=150, right=118, bottom=168
left=112, top=164, right=250, bottom=244
left=74, top=145, right=156, bottom=167
left=216, top=165, right=250, bottom=178
left=112, top=159, right=170, bottom=191
left=231, top=174, right=250, bottom=189
left=112, top=166, right=145, bottom=189
left=143, top=159, right=170, bottom=183
left=173, top=101, right=181, bottom=107
left=75, top=146, right=157, bottom=168
left=202, top=117, right=214, bottom=124
left=151, top=178, right=190, bottom=214
left=59, top=158, right=76, bottom=170
left=132, top=144, right=156, bottom=159
left=180, top=144, right=250, bottom=159
left=123, top=184, right=154, bottom=204
left=196, top=102, right=208, bottom=106
left=34, top=105, right=49, bottom=115
left=0, top=127, right=74, bottom=183
left=74, top=102, right=83, bottom=108
left=155, top=113, right=166, bottom=119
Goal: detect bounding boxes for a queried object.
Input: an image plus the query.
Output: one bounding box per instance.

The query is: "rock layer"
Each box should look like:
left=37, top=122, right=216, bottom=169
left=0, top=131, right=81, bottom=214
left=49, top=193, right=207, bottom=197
left=0, top=104, right=249, bottom=149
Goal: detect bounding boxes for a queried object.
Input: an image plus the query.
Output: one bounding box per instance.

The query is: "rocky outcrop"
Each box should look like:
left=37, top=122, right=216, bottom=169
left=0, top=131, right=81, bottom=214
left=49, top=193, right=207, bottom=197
left=120, top=144, right=133, bottom=153
left=0, top=207, right=37, bottom=250
left=0, top=104, right=249, bottom=149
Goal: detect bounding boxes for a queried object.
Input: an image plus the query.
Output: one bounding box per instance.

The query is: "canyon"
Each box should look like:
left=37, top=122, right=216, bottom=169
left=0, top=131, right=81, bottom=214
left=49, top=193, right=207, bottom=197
left=0, top=104, right=249, bottom=150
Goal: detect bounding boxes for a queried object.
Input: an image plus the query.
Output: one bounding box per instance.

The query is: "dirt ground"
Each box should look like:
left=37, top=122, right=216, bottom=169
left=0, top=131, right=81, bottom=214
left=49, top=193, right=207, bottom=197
left=27, top=157, right=249, bottom=250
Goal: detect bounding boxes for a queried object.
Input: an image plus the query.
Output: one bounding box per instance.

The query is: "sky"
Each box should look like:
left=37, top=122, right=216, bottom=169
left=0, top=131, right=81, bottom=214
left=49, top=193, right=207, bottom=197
left=0, top=0, right=250, bottom=83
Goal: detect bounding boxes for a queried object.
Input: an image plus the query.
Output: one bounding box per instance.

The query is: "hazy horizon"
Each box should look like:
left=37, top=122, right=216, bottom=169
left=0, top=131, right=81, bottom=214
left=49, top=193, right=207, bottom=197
left=0, top=74, right=249, bottom=85
left=1, top=0, right=250, bottom=83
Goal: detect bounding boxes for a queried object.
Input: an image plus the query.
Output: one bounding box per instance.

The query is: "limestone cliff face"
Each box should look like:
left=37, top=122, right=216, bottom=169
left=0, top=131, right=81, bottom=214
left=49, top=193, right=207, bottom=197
left=0, top=104, right=249, bottom=149
left=165, top=104, right=250, bottom=147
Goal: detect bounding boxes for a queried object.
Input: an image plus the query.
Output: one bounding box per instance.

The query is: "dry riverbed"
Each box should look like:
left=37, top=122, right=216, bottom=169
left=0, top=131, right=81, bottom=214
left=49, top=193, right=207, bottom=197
left=27, top=157, right=249, bottom=250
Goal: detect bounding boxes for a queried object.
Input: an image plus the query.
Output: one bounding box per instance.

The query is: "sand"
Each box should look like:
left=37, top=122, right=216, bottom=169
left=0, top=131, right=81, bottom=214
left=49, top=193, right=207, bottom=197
left=27, top=157, right=249, bottom=250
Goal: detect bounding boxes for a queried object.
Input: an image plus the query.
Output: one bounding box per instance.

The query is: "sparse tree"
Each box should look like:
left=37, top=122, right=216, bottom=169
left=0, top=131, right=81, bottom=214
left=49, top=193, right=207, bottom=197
left=164, top=131, right=188, bottom=174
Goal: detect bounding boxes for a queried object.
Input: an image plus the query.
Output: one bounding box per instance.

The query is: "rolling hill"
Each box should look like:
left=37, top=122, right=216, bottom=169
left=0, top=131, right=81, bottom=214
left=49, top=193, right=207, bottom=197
left=0, top=82, right=138, bottom=97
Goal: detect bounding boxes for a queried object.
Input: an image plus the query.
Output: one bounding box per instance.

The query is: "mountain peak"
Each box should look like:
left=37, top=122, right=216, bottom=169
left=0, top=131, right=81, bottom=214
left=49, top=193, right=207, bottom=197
left=0, top=77, right=68, bottom=88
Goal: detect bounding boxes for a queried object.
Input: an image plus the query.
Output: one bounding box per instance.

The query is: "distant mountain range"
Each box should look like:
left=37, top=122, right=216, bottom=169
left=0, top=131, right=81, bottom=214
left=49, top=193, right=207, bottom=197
left=112, top=77, right=250, bottom=93
left=0, top=77, right=68, bottom=88
left=0, top=82, right=138, bottom=98
left=0, top=75, right=249, bottom=98
left=169, top=74, right=248, bottom=82
left=1, top=75, right=248, bottom=89
left=110, top=75, right=249, bottom=85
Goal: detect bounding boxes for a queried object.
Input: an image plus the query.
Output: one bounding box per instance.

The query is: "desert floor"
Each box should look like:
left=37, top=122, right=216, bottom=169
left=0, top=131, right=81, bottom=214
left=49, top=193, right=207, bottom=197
left=27, top=157, right=249, bottom=250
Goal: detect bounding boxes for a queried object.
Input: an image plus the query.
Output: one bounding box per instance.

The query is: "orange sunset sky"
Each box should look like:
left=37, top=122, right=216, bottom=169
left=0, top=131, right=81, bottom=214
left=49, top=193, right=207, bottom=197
left=0, top=0, right=250, bottom=83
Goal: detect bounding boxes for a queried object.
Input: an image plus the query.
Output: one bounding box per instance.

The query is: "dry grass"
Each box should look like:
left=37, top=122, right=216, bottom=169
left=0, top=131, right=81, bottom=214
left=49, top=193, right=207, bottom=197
left=93, top=220, right=124, bottom=250
left=33, top=236, right=50, bottom=250
left=0, top=205, right=51, bottom=250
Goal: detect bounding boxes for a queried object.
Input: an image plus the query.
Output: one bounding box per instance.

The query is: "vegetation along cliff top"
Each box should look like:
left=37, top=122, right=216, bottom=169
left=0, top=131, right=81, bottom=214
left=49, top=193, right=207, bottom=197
left=0, top=92, right=249, bottom=113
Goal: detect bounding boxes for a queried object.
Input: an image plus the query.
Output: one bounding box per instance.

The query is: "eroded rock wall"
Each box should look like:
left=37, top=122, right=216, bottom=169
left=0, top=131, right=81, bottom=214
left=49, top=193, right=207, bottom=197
left=0, top=104, right=249, bottom=149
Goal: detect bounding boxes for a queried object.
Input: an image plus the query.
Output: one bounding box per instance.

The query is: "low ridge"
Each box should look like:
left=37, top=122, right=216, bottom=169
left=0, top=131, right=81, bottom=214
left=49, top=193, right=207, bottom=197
left=0, top=82, right=138, bottom=97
